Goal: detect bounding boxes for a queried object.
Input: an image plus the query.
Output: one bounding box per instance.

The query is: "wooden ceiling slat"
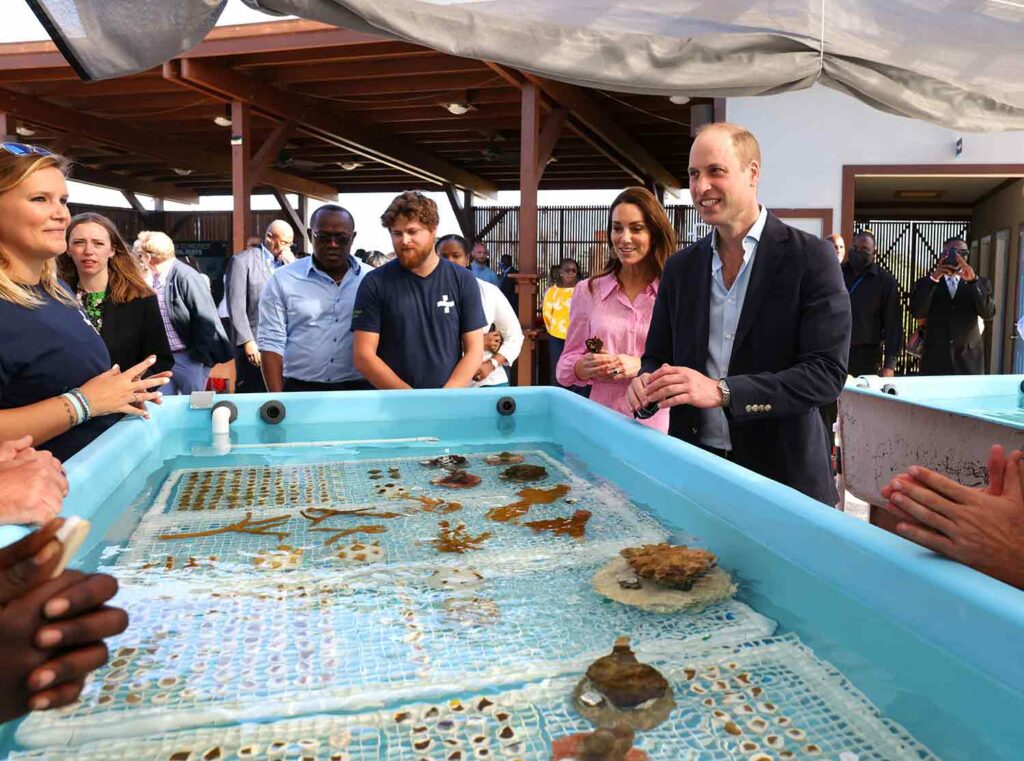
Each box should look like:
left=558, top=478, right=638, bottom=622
left=269, top=54, right=488, bottom=85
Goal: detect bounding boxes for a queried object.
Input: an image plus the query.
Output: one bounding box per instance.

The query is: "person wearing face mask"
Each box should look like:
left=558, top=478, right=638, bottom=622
left=842, top=230, right=902, bottom=378
left=910, top=237, right=995, bottom=376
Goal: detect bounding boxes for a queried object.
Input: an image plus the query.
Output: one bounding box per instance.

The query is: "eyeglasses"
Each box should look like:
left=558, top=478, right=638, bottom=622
left=312, top=231, right=353, bottom=245
left=0, top=142, right=54, bottom=157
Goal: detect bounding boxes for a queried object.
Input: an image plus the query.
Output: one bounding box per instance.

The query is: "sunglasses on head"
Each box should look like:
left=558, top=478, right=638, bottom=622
left=0, top=142, right=54, bottom=158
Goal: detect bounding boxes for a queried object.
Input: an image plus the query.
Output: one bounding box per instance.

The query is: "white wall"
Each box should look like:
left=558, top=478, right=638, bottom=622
left=728, top=85, right=1024, bottom=232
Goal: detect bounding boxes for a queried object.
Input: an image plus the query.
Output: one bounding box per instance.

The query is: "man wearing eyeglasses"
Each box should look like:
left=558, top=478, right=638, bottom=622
left=910, top=237, right=995, bottom=375
left=257, top=205, right=370, bottom=392
left=225, top=220, right=294, bottom=392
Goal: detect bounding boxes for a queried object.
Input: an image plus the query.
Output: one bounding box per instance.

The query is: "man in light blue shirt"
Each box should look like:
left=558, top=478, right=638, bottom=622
left=701, top=205, right=768, bottom=450
left=257, top=205, right=370, bottom=392
left=470, top=242, right=501, bottom=287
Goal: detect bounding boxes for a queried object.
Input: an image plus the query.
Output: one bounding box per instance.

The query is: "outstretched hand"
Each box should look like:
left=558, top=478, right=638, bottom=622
left=81, top=356, right=171, bottom=419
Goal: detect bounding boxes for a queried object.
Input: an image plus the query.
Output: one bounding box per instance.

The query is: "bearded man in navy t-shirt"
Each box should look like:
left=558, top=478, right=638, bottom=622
left=352, top=192, right=486, bottom=389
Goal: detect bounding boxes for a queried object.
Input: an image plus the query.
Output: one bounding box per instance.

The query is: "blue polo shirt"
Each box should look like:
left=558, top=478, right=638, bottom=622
left=352, top=258, right=486, bottom=388
left=0, top=285, right=116, bottom=461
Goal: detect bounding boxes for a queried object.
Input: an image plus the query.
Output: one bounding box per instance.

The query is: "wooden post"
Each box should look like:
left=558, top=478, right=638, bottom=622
left=297, top=194, right=309, bottom=253
left=0, top=111, right=9, bottom=139
left=517, top=81, right=542, bottom=386
left=231, top=100, right=252, bottom=255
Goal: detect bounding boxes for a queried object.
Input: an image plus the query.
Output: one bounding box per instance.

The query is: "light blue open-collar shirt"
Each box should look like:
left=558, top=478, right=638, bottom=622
left=257, top=254, right=366, bottom=383
left=701, top=205, right=769, bottom=451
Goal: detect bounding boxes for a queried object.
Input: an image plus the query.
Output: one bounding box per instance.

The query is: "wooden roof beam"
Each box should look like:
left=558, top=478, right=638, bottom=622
left=268, top=55, right=486, bottom=85
left=485, top=63, right=680, bottom=192
left=68, top=165, right=198, bottom=204
left=168, top=58, right=497, bottom=199
left=0, top=86, right=336, bottom=201
left=528, top=74, right=679, bottom=191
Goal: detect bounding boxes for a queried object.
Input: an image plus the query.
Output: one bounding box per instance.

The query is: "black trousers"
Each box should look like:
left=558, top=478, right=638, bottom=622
left=233, top=345, right=266, bottom=393
left=847, top=344, right=884, bottom=378
left=282, top=377, right=373, bottom=392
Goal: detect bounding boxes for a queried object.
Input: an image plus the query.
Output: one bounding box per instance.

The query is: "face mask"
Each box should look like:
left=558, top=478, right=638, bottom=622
left=848, top=249, right=873, bottom=271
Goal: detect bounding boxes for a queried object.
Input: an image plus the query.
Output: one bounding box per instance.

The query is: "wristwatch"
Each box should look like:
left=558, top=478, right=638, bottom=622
left=717, top=378, right=731, bottom=409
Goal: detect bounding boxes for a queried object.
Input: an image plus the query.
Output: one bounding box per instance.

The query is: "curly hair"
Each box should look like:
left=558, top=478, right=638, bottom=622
left=380, top=191, right=439, bottom=231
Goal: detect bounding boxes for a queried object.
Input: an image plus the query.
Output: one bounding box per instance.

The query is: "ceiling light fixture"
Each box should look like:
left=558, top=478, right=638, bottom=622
left=173, top=167, right=193, bottom=176
left=339, top=161, right=362, bottom=171
left=14, top=125, right=36, bottom=137
left=443, top=101, right=472, bottom=116
left=213, top=115, right=233, bottom=127
left=668, top=95, right=691, bottom=105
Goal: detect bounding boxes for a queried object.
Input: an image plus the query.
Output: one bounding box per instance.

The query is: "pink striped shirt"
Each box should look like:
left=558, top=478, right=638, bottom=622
left=556, top=274, right=669, bottom=432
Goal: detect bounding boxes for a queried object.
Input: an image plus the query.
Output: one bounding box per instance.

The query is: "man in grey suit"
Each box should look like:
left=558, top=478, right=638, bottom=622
left=225, top=220, right=294, bottom=392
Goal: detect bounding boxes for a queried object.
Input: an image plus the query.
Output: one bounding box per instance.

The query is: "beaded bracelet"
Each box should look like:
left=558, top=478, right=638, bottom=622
left=68, top=388, right=92, bottom=422
left=59, top=392, right=82, bottom=428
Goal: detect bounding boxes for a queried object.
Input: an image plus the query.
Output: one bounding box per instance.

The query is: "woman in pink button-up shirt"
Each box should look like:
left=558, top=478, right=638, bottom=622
left=556, top=187, right=676, bottom=432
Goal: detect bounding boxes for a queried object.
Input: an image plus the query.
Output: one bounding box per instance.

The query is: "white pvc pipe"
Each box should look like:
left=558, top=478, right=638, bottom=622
left=211, top=404, right=232, bottom=436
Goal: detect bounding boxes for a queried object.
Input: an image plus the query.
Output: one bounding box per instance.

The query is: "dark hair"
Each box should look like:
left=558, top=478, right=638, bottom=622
left=60, top=212, right=154, bottom=304
left=381, top=191, right=440, bottom=230
left=854, top=229, right=876, bottom=244
left=942, top=236, right=967, bottom=248
left=590, top=186, right=676, bottom=294
left=435, top=233, right=469, bottom=255
left=499, top=254, right=513, bottom=265
left=310, top=204, right=352, bottom=228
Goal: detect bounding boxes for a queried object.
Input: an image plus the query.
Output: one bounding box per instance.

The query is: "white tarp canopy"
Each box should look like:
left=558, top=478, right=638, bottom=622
left=242, top=0, right=1024, bottom=132
left=27, top=0, right=1024, bottom=132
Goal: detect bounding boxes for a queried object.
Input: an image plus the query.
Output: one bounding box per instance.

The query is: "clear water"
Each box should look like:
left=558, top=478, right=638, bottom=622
left=897, top=393, right=1024, bottom=429
left=1, top=432, right=1021, bottom=760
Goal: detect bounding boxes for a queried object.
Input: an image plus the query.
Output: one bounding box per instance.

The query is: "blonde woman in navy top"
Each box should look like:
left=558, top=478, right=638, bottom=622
left=0, top=144, right=170, bottom=460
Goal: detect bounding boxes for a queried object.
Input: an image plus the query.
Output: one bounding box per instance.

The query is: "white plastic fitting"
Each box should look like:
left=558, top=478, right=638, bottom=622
left=211, top=404, right=232, bottom=436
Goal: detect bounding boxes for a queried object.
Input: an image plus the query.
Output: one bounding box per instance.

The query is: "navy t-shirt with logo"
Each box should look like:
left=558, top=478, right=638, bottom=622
left=0, top=285, right=117, bottom=461
left=351, top=258, right=486, bottom=388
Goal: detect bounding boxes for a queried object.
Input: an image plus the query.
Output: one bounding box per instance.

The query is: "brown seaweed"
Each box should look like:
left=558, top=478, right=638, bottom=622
left=157, top=512, right=291, bottom=542
left=428, top=521, right=491, bottom=553
left=486, top=484, right=572, bottom=523
left=311, top=524, right=388, bottom=546
left=499, top=464, right=548, bottom=482
left=524, top=509, right=591, bottom=538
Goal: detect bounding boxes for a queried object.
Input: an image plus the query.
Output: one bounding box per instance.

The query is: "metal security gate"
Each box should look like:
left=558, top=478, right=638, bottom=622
left=856, top=219, right=971, bottom=375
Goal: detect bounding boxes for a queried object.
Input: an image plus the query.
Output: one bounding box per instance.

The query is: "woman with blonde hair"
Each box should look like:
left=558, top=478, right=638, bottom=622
left=134, top=230, right=231, bottom=395
left=557, top=186, right=675, bottom=431
left=59, top=212, right=172, bottom=376
left=0, top=143, right=169, bottom=460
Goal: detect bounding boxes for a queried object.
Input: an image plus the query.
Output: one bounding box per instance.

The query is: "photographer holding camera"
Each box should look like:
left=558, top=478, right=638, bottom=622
left=910, top=237, right=995, bottom=375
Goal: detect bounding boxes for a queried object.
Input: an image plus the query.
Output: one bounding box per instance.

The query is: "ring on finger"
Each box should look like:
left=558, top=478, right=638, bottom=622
left=133, top=392, right=140, bottom=403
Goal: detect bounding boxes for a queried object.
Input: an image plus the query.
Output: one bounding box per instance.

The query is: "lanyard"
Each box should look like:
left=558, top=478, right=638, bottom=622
left=847, top=274, right=866, bottom=297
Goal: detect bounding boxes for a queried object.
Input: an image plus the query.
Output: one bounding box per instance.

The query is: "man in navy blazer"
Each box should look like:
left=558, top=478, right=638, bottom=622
left=628, top=123, right=851, bottom=505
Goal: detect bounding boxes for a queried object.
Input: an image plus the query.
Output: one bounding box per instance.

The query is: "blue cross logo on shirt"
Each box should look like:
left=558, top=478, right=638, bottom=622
left=437, top=294, right=455, bottom=314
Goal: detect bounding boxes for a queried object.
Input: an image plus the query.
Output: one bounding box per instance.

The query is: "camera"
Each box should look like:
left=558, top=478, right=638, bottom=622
left=942, top=250, right=961, bottom=268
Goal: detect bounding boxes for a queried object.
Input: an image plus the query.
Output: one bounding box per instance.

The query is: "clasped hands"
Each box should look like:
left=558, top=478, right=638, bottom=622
left=626, top=364, right=723, bottom=411
left=0, top=520, right=128, bottom=722
left=880, top=445, right=1024, bottom=589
